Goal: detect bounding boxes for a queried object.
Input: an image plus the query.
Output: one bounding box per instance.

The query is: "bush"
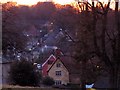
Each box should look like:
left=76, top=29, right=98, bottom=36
left=42, top=76, right=55, bottom=86
left=9, top=59, right=40, bottom=86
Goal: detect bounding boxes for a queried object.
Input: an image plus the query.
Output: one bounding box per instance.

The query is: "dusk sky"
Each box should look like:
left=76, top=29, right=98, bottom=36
left=1, top=0, right=75, bottom=5
left=1, top=0, right=120, bottom=8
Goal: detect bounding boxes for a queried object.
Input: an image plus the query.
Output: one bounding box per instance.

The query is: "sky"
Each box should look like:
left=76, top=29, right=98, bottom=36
left=0, top=0, right=120, bottom=8
left=1, top=0, right=75, bottom=5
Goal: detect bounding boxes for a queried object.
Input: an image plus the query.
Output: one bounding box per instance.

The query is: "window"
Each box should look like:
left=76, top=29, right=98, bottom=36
left=56, top=63, right=61, bottom=67
left=55, top=80, right=62, bottom=85
left=56, top=71, right=61, bottom=76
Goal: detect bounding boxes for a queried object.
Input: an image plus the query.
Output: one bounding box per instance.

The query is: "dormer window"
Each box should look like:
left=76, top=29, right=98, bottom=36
left=56, top=63, right=61, bottom=67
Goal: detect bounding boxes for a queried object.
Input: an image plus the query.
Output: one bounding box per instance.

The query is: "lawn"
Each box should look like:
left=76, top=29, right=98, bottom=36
left=1, top=85, right=96, bottom=90
left=1, top=85, right=61, bottom=90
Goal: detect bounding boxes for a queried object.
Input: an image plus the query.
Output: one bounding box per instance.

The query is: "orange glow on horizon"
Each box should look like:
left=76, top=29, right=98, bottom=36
left=53, top=0, right=75, bottom=5
left=1, top=0, right=75, bottom=6
left=3, top=0, right=113, bottom=6
left=1, top=0, right=119, bottom=9
left=16, top=0, right=43, bottom=6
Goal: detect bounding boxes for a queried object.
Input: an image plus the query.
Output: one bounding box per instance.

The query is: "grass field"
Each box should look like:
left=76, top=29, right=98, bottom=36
left=1, top=85, right=61, bottom=90
left=1, top=85, right=96, bottom=90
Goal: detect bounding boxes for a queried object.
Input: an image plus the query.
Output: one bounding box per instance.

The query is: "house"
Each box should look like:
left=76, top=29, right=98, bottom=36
left=42, top=54, right=56, bottom=77
left=42, top=54, right=81, bottom=85
left=1, top=57, right=12, bottom=85
left=47, top=57, right=69, bottom=85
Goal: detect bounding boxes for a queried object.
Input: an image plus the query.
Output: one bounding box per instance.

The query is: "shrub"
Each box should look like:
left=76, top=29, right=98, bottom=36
left=9, top=59, right=40, bottom=86
left=42, top=76, right=55, bottom=86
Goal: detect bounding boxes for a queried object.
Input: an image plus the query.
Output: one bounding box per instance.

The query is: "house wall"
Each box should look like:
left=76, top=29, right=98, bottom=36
left=2, top=63, right=11, bottom=85
left=48, top=59, right=69, bottom=85
left=0, top=63, right=2, bottom=87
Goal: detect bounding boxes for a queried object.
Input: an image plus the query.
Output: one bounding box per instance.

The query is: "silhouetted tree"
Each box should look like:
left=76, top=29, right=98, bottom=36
left=42, top=76, right=55, bottom=86
left=2, top=3, right=28, bottom=58
left=9, top=59, right=41, bottom=86
left=73, top=0, right=120, bottom=89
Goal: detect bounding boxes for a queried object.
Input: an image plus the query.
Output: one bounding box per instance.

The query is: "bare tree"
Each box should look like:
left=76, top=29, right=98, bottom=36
left=74, top=0, right=120, bottom=89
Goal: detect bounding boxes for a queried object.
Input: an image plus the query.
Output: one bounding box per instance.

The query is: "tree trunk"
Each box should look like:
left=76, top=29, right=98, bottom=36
left=114, top=1, right=120, bottom=89
left=110, top=65, right=119, bottom=89
left=81, top=60, right=86, bottom=90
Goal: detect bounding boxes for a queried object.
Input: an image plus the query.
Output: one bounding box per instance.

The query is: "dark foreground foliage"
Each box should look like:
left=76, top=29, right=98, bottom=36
left=9, top=59, right=41, bottom=86
left=42, top=76, right=55, bottom=86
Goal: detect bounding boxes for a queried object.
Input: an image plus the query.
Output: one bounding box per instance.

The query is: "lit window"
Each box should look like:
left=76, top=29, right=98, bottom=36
left=56, top=63, right=61, bottom=67
left=56, top=71, right=61, bottom=76
left=55, top=80, right=62, bottom=85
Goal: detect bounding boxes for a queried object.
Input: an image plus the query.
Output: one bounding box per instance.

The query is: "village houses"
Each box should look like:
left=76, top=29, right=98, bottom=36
left=42, top=54, right=81, bottom=85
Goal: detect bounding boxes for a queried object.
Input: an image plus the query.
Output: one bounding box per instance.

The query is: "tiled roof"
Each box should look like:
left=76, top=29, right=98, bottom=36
left=47, top=56, right=81, bottom=74
left=42, top=54, right=56, bottom=67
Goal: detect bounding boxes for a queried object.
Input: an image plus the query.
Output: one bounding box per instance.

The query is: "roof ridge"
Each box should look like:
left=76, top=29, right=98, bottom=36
left=47, top=57, right=69, bottom=73
left=42, top=54, right=56, bottom=67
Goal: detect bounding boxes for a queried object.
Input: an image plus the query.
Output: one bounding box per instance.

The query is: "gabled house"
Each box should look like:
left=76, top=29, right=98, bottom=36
left=47, top=57, right=69, bottom=85
left=42, top=54, right=81, bottom=85
left=42, top=54, right=56, bottom=77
